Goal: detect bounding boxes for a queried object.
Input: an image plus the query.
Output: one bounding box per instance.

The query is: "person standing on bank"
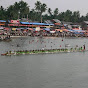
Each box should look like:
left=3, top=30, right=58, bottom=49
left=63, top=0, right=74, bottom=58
left=83, top=44, right=85, bottom=50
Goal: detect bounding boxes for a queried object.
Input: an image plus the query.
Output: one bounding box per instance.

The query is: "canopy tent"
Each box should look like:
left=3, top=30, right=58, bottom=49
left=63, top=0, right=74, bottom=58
left=50, top=31, right=56, bottom=33
left=44, top=28, right=50, bottom=31
left=72, top=29, right=85, bottom=33
left=4, top=27, right=10, bottom=31
left=14, top=28, right=25, bottom=31
left=35, top=27, right=41, bottom=31
left=55, top=29, right=63, bottom=32
left=44, top=20, right=53, bottom=24
left=12, top=28, right=16, bottom=31
left=73, top=32, right=84, bottom=35
left=60, top=30, right=63, bottom=32
left=20, top=22, right=30, bottom=25
left=27, top=28, right=33, bottom=31
left=55, top=29, right=60, bottom=31
left=0, top=20, right=6, bottom=22
left=29, top=22, right=54, bottom=26
left=85, top=30, right=88, bottom=32
left=16, top=28, right=21, bottom=31
left=62, top=29, right=68, bottom=32
left=55, top=23, right=60, bottom=25
left=0, top=27, right=4, bottom=30
left=67, top=29, right=84, bottom=34
left=32, top=28, right=36, bottom=31
left=23, top=30, right=27, bottom=33
left=67, top=29, right=75, bottom=32
left=10, top=20, right=19, bottom=24
left=20, top=22, right=54, bottom=26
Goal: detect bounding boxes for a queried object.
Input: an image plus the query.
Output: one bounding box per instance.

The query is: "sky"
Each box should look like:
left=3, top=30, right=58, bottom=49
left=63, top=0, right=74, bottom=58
left=0, top=0, right=88, bottom=16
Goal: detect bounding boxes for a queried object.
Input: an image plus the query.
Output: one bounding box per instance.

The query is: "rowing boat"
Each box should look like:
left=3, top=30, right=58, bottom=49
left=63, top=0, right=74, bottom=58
left=1, top=48, right=85, bottom=56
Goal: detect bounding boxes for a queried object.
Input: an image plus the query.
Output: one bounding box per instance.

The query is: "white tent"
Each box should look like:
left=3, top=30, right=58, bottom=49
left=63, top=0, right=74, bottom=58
left=50, top=31, right=55, bottom=33
left=35, top=27, right=40, bottom=31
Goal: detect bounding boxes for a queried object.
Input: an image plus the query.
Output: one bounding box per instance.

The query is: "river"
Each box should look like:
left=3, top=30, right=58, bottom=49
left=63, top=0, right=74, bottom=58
left=0, top=37, right=88, bottom=88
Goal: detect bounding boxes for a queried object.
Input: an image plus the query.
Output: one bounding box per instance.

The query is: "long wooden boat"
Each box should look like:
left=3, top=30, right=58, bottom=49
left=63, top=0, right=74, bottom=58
left=1, top=48, right=85, bottom=56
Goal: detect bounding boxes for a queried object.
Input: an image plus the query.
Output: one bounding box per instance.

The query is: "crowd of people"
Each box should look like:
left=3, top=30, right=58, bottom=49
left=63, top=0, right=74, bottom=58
left=0, top=27, right=87, bottom=38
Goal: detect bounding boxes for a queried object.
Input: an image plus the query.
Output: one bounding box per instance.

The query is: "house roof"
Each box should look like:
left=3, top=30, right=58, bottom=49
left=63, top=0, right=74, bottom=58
left=20, top=22, right=54, bottom=26
left=62, top=21, right=73, bottom=25
left=44, top=20, right=53, bottom=24
left=0, top=20, right=6, bottom=22
left=52, top=19, right=61, bottom=23
left=20, top=22, right=30, bottom=25
left=84, top=21, right=88, bottom=24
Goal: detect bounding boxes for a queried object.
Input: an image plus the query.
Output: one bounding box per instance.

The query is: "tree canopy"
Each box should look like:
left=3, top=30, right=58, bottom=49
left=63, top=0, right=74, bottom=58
left=0, top=0, right=88, bottom=23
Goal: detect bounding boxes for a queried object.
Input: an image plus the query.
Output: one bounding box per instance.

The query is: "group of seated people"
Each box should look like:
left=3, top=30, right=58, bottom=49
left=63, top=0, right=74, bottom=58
left=5, top=46, right=85, bottom=55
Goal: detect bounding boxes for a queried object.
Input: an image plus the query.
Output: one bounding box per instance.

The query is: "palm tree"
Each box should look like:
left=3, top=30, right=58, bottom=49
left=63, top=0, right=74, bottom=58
left=35, top=1, right=47, bottom=23
left=40, top=3, right=47, bottom=23
left=72, top=11, right=80, bottom=23
left=0, top=6, right=6, bottom=19
left=48, top=8, right=52, bottom=16
left=63, top=10, right=72, bottom=22
left=54, top=8, right=59, bottom=16
left=6, top=0, right=30, bottom=20
left=18, top=0, right=30, bottom=18
left=35, top=1, right=41, bottom=12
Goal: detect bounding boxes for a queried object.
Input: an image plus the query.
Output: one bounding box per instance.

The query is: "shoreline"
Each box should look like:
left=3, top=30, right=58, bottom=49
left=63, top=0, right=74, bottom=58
left=10, top=35, right=87, bottom=38
left=10, top=36, right=29, bottom=38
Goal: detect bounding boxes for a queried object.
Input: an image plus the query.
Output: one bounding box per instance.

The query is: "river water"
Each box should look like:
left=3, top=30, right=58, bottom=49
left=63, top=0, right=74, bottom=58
left=0, top=37, right=88, bottom=88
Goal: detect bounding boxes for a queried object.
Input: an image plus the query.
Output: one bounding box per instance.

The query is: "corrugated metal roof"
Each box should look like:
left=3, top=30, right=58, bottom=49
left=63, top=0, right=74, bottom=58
left=44, top=20, right=53, bottom=24
left=44, top=28, right=50, bottom=31
left=84, top=21, right=88, bottom=24
left=29, top=22, right=54, bottom=25
left=20, top=22, right=30, bottom=24
left=29, top=22, right=45, bottom=25
left=0, top=20, right=6, bottom=22
left=62, top=21, right=73, bottom=25
left=20, top=22, right=54, bottom=26
left=52, top=19, right=61, bottom=23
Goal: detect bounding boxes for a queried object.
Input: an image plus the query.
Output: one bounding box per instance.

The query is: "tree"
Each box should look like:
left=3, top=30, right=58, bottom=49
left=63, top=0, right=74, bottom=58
left=29, top=9, right=40, bottom=21
left=18, top=0, right=30, bottom=18
left=0, top=6, right=6, bottom=19
left=63, top=10, right=72, bottom=22
left=6, top=0, right=30, bottom=20
left=48, top=8, right=52, bottom=16
left=85, top=13, right=88, bottom=20
left=6, top=5, right=15, bottom=20
left=0, top=1, right=87, bottom=23
left=72, top=11, right=80, bottom=23
left=53, top=8, right=59, bottom=18
left=79, top=16, right=86, bottom=22
left=58, top=12, right=65, bottom=21
left=35, top=1, right=47, bottom=22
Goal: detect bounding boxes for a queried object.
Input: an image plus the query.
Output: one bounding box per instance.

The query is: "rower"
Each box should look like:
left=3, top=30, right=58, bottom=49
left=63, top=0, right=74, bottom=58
left=17, top=44, right=20, bottom=47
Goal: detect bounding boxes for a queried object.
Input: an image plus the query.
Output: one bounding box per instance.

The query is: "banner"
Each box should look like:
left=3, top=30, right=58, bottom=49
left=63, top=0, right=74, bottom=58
left=10, top=20, right=19, bottom=23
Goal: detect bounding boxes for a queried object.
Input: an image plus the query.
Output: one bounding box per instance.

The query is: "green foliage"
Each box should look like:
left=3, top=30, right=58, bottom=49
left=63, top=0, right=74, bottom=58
left=0, top=0, right=88, bottom=23
left=34, top=1, right=47, bottom=22
left=0, top=6, right=6, bottom=20
left=5, top=0, right=29, bottom=20
left=54, top=8, right=59, bottom=16
left=62, top=10, right=72, bottom=22
left=48, top=8, right=52, bottom=16
left=29, top=9, right=40, bottom=21
left=71, top=11, right=80, bottom=23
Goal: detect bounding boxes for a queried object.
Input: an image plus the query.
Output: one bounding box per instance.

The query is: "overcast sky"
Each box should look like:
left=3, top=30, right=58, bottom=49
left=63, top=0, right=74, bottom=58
left=0, top=0, right=88, bottom=16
